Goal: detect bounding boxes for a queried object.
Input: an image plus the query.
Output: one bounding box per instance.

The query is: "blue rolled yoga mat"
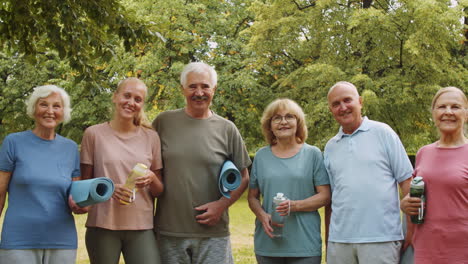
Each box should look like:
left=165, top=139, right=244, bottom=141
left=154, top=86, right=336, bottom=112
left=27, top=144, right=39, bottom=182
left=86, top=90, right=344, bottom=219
left=70, top=178, right=115, bottom=207
left=218, top=160, right=241, bottom=198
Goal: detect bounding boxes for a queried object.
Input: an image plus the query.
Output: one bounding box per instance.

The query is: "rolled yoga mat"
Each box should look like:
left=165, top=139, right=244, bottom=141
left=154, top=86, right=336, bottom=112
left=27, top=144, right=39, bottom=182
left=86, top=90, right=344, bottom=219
left=70, top=178, right=115, bottom=207
left=218, top=160, right=241, bottom=198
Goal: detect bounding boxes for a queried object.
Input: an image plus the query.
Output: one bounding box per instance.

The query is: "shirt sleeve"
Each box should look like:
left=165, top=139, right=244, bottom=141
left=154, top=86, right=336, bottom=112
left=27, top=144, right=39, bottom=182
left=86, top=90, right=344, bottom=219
left=0, top=135, right=15, bottom=172
left=383, top=126, right=413, bottom=183
left=228, top=122, right=252, bottom=170
left=312, top=148, right=330, bottom=186
left=72, top=145, right=81, bottom=178
left=80, top=127, right=95, bottom=165
left=151, top=131, right=163, bottom=171
left=249, top=153, right=259, bottom=189
left=323, top=146, right=335, bottom=192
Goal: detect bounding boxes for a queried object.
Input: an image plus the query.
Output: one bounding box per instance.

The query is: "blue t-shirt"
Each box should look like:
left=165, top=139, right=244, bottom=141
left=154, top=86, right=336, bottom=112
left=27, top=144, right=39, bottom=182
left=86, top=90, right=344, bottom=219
left=324, top=117, right=413, bottom=243
left=0, top=130, right=80, bottom=249
left=249, top=144, right=330, bottom=257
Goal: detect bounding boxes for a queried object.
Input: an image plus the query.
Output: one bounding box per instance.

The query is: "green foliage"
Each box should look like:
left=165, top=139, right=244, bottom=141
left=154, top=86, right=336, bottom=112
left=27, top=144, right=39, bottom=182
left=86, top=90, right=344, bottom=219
left=244, top=0, right=468, bottom=152
left=0, top=0, right=155, bottom=93
left=0, top=0, right=467, bottom=154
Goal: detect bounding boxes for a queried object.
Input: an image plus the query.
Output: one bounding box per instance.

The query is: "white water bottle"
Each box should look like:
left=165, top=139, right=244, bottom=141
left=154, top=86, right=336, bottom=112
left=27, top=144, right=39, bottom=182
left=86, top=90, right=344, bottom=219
left=120, top=163, right=147, bottom=205
left=271, top=192, right=287, bottom=238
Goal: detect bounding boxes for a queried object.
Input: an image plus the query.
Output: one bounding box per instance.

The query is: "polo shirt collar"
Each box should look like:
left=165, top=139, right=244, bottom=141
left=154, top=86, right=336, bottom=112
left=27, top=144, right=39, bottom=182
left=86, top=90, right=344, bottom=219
left=336, top=116, right=370, bottom=140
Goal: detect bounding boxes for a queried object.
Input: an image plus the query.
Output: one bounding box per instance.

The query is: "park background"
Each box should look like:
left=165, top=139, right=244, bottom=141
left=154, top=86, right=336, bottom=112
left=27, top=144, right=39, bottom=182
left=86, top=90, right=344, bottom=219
left=0, top=0, right=467, bottom=263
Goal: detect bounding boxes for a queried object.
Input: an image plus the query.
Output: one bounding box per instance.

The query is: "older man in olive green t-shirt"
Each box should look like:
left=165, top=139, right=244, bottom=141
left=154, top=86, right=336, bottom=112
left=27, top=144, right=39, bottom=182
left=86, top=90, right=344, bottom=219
left=152, top=62, right=251, bottom=264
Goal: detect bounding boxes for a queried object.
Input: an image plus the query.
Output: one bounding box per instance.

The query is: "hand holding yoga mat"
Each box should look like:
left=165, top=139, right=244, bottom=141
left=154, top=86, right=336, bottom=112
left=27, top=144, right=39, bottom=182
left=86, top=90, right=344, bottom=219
left=70, top=178, right=115, bottom=207
left=218, top=160, right=241, bottom=198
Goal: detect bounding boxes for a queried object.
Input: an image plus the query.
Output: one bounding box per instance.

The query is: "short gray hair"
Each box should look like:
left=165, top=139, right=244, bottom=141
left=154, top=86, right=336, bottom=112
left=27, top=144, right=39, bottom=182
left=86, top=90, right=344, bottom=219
left=26, top=85, right=72, bottom=123
left=180, top=62, right=217, bottom=88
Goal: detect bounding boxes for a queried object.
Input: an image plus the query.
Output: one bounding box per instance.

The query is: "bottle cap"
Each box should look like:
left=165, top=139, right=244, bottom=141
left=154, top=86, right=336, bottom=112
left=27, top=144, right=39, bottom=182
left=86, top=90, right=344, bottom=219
left=133, top=163, right=148, bottom=175
left=412, top=176, right=424, bottom=187
left=274, top=192, right=287, bottom=201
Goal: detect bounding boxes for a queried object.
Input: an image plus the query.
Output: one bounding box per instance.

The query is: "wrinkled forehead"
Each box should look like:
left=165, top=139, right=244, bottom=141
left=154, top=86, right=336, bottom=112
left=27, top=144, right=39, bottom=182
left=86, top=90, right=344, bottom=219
left=37, top=92, right=63, bottom=103
left=433, top=90, right=468, bottom=107
left=185, top=71, right=214, bottom=86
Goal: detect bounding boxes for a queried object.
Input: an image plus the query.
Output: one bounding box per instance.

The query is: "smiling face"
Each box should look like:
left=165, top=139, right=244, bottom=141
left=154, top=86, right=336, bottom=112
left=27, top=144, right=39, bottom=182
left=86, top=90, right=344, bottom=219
left=328, top=83, right=363, bottom=134
left=34, top=92, right=64, bottom=130
left=270, top=109, right=298, bottom=141
left=182, top=71, right=216, bottom=117
left=432, top=91, right=467, bottom=135
left=112, top=79, right=147, bottom=122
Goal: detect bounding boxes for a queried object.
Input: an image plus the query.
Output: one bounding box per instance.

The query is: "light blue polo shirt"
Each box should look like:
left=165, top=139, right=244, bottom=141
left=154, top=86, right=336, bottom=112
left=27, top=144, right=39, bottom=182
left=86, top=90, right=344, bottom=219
left=324, top=117, right=412, bottom=243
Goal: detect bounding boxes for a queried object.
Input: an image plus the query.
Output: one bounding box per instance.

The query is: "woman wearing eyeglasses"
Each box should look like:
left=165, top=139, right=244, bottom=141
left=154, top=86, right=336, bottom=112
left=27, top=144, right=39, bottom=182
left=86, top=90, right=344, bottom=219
left=248, top=98, right=331, bottom=264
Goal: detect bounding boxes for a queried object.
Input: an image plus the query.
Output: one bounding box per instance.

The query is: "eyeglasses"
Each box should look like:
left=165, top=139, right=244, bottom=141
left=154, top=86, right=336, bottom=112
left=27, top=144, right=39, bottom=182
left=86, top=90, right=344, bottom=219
left=271, top=114, right=296, bottom=124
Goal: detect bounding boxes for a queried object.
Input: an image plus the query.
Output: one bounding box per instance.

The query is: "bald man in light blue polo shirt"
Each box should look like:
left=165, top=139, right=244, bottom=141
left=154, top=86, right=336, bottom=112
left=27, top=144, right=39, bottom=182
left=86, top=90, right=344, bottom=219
left=324, top=81, right=413, bottom=264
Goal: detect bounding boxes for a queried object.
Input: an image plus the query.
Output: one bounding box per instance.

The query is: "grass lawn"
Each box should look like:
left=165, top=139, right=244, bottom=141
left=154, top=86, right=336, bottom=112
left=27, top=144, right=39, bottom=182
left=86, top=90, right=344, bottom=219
left=1, top=193, right=327, bottom=264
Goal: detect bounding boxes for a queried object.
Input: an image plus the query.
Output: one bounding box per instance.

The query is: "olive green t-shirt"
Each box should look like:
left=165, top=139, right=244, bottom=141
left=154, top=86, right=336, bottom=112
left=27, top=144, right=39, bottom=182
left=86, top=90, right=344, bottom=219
left=153, top=109, right=251, bottom=237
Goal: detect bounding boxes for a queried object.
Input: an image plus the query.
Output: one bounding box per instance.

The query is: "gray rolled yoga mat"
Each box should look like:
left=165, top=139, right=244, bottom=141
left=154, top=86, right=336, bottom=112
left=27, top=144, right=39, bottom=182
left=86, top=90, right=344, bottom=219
left=218, top=160, right=241, bottom=198
left=70, top=178, right=115, bottom=207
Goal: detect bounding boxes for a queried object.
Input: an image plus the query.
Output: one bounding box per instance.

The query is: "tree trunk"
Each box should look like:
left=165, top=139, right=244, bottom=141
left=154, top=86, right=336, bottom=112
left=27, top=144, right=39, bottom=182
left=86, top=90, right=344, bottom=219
left=362, top=0, right=373, bottom=8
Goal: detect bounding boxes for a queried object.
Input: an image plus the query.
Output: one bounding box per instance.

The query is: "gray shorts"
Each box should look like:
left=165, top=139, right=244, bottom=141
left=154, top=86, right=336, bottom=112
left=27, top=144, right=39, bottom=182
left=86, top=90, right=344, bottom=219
left=327, top=241, right=402, bottom=264
left=0, top=248, right=76, bottom=264
left=255, top=255, right=321, bottom=264
left=158, top=234, right=234, bottom=264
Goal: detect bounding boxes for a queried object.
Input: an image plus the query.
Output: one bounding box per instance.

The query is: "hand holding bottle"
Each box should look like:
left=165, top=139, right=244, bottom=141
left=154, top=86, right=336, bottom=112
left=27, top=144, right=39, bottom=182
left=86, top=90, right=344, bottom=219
left=119, top=163, right=148, bottom=205
left=113, top=184, right=134, bottom=204
left=276, top=200, right=292, bottom=216
left=271, top=193, right=288, bottom=238
left=134, top=170, right=157, bottom=188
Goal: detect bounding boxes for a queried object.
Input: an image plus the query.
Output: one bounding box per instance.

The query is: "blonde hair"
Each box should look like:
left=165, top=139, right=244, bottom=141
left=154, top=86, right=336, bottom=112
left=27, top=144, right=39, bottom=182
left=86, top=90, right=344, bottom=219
left=115, top=78, right=152, bottom=129
left=26, top=85, right=72, bottom=123
left=261, top=98, right=308, bottom=145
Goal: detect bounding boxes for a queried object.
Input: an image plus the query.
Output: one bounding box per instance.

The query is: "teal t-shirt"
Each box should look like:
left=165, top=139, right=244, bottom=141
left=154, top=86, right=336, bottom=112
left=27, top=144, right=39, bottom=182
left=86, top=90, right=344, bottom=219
left=249, top=143, right=330, bottom=257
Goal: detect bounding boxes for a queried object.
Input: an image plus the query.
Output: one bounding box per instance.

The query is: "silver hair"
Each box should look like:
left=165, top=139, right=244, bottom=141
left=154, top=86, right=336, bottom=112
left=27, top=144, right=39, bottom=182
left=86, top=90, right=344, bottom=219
left=180, top=62, right=218, bottom=88
left=26, top=85, right=72, bottom=123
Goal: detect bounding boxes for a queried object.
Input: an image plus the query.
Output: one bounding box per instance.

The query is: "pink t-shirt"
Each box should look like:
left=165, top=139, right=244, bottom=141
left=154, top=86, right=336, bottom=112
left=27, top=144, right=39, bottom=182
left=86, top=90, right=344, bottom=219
left=412, top=142, right=468, bottom=264
left=80, top=123, right=162, bottom=230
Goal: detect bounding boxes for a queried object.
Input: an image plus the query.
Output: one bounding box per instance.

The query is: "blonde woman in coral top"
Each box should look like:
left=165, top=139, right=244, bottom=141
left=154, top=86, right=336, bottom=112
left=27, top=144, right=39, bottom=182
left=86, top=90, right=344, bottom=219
left=80, top=78, right=164, bottom=264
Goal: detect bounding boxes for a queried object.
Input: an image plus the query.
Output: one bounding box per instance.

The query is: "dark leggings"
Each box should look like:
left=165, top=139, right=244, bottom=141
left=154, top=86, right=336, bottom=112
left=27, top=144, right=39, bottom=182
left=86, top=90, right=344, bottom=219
left=256, top=255, right=322, bottom=264
left=85, top=227, right=160, bottom=264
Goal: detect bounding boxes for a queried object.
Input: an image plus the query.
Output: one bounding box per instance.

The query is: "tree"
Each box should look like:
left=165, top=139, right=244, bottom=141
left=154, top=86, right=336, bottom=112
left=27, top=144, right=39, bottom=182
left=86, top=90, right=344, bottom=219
left=1, top=0, right=467, bottom=153
left=244, top=0, right=468, bottom=152
left=0, top=0, right=155, bottom=90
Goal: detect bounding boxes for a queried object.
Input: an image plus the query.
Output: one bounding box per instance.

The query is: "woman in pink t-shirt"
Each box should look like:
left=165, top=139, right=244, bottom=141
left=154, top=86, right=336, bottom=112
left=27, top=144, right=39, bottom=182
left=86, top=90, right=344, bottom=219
left=80, top=78, right=164, bottom=264
left=401, top=87, right=468, bottom=264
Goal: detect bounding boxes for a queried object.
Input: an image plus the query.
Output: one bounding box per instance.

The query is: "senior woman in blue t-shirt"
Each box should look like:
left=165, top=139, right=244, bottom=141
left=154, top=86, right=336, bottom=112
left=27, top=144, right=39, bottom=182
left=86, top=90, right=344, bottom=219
left=0, top=85, right=85, bottom=264
left=248, top=98, right=331, bottom=264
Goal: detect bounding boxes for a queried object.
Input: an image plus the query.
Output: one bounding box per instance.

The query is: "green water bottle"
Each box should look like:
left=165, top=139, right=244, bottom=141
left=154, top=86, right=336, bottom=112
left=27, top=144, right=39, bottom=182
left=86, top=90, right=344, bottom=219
left=410, top=176, right=425, bottom=224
